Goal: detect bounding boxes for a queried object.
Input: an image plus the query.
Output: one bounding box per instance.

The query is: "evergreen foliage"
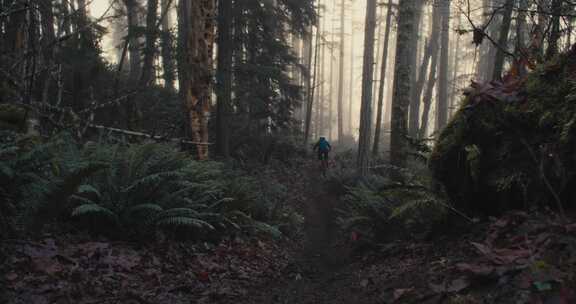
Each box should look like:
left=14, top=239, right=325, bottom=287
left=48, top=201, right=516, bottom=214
left=0, top=132, right=291, bottom=241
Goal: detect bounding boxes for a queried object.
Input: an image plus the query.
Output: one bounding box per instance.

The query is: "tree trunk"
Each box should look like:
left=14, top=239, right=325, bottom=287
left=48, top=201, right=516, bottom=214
left=39, top=0, right=56, bottom=104
left=372, top=0, right=393, bottom=156
left=303, top=0, right=321, bottom=148
left=177, top=0, right=216, bottom=160
left=449, top=12, right=462, bottom=116
left=436, top=0, right=450, bottom=130
left=390, top=0, right=417, bottom=172
left=336, top=0, right=345, bottom=141
left=419, top=37, right=439, bottom=139
left=215, top=0, right=232, bottom=158
left=328, top=34, right=334, bottom=139
left=409, top=2, right=440, bottom=137
left=161, top=0, right=176, bottom=91
left=348, top=16, right=355, bottom=135
left=406, top=0, right=424, bottom=128
left=140, top=0, right=159, bottom=87
left=492, top=0, right=514, bottom=80
left=546, top=0, right=562, bottom=59
left=357, top=0, right=378, bottom=176
left=125, top=0, right=141, bottom=83
left=515, top=0, right=528, bottom=77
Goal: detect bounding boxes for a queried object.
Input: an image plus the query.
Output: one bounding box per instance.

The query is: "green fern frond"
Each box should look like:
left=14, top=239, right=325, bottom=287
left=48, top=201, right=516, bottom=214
left=155, top=207, right=200, bottom=219
left=71, top=204, right=118, bottom=223
left=76, top=184, right=101, bottom=200
left=252, top=221, right=282, bottom=239
left=389, top=199, right=444, bottom=220
left=124, top=204, right=164, bottom=226
left=156, top=217, right=215, bottom=230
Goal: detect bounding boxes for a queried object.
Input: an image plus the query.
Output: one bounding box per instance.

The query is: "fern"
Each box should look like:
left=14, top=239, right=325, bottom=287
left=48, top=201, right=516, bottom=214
left=71, top=204, right=119, bottom=224
left=156, top=217, right=215, bottom=230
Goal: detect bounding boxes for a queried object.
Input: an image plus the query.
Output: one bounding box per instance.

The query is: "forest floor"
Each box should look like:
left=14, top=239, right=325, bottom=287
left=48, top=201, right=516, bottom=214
left=2, top=161, right=576, bottom=304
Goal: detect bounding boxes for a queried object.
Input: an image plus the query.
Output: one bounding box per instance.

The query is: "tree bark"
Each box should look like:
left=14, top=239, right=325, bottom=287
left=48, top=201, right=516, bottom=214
left=140, top=0, right=160, bottom=87
left=436, top=0, right=450, bottom=130
left=546, top=0, right=562, bottom=59
left=492, top=0, right=514, bottom=80
left=357, top=0, right=378, bottom=176
left=215, top=0, right=232, bottom=158
left=177, top=0, right=216, bottom=160
left=409, top=2, right=440, bottom=137
left=336, top=0, right=345, bottom=141
left=125, top=0, right=141, bottom=84
left=372, top=0, right=393, bottom=156
left=419, top=36, right=439, bottom=139
left=161, top=0, right=176, bottom=91
left=390, top=0, right=417, bottom=173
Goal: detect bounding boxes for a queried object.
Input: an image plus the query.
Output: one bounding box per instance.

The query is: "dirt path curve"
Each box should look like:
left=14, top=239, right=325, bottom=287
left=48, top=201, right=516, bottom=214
left=240, top=164, right=375, bottom=304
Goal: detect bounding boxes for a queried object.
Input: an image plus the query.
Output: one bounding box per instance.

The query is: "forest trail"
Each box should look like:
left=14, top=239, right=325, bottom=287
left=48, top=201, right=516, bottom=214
left=240, top=163, right=368, bottom=304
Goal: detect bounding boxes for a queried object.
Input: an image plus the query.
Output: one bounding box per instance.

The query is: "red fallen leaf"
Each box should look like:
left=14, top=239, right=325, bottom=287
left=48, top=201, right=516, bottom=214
left=197, top=271, right=210, bottom=283
left=351, top=231, right=359, bottom=242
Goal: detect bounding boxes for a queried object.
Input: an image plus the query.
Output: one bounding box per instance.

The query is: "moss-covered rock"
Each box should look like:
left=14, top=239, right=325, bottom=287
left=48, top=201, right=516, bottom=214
left=0, top=103, right=26, bottom=131
left=430, top=48, right=576, bottom=216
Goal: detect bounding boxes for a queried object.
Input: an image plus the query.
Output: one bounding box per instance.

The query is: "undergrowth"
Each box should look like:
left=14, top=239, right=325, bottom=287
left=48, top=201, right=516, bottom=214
left=0, top=131, right=296, bottom=241
left=332, top=142, right=453, bottom=243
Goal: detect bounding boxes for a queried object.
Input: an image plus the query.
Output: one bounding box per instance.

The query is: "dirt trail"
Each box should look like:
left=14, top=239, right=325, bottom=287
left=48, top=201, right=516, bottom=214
left=241, top=166, right=364, bottom=304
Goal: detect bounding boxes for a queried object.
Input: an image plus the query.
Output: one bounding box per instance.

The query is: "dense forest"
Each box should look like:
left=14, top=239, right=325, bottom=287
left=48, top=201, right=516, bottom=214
left=1, top=0, right=576, bottom=303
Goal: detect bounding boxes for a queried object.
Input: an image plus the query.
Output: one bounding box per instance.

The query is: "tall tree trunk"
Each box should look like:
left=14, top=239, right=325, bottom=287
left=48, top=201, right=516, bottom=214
left=372, top=0, right=393, bottom=156
left=492, top=0, right=514, bottom=80
left=357, top=0, right=378, bottom=176
left=125, top=0, right=141, bottom=83
left=215, top=0, right=232, bottom=158
left=336, top=0, right=345, bottom=141
left=178, top=0, right=216, bottom=160
left=315, top=36, right=324, bottom=138
left=515, top=0, right=528, bottom=78
left=409, top=2, right=440, bottom=137
left=161, top=0, right=176, bottom=91
left=546, top=0, right=562, bottom=59
left=436, top=0, right=450, bottom=130
left=419, top=33, right=439, bottom=138
left=303, top=1, right=321, bottom=148
left=406, top=0, right=424, bottom=129
left=449, top=12, right=462, bottom=116
left=140, top=0, right=159, bottom=87
left=328, top=34, right=334, bottom=139
left=348, top=15, right=355, bottom=136
left=390, top=0, right=417, bottom=172
left=39, top=0, right=56, bottom=104
left=372, top=5, right=384, bottom=104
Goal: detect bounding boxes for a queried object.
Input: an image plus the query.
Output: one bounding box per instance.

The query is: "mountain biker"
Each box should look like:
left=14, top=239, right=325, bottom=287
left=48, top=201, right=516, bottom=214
left=313, top=136, right=332, bottom=167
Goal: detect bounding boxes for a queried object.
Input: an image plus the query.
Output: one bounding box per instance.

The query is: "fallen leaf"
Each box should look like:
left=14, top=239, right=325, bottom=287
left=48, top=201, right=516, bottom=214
left=393, top=288, right=414, bottom=301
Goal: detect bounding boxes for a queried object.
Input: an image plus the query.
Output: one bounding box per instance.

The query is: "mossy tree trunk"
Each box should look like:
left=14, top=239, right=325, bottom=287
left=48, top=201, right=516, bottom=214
left=390, top=0, right=418, bottom=173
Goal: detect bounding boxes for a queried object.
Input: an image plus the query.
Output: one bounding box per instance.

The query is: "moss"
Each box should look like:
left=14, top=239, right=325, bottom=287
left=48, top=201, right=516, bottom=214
left=431, top=49, right=576, bottom=215
left=0, top=103, right=26, bottom=131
